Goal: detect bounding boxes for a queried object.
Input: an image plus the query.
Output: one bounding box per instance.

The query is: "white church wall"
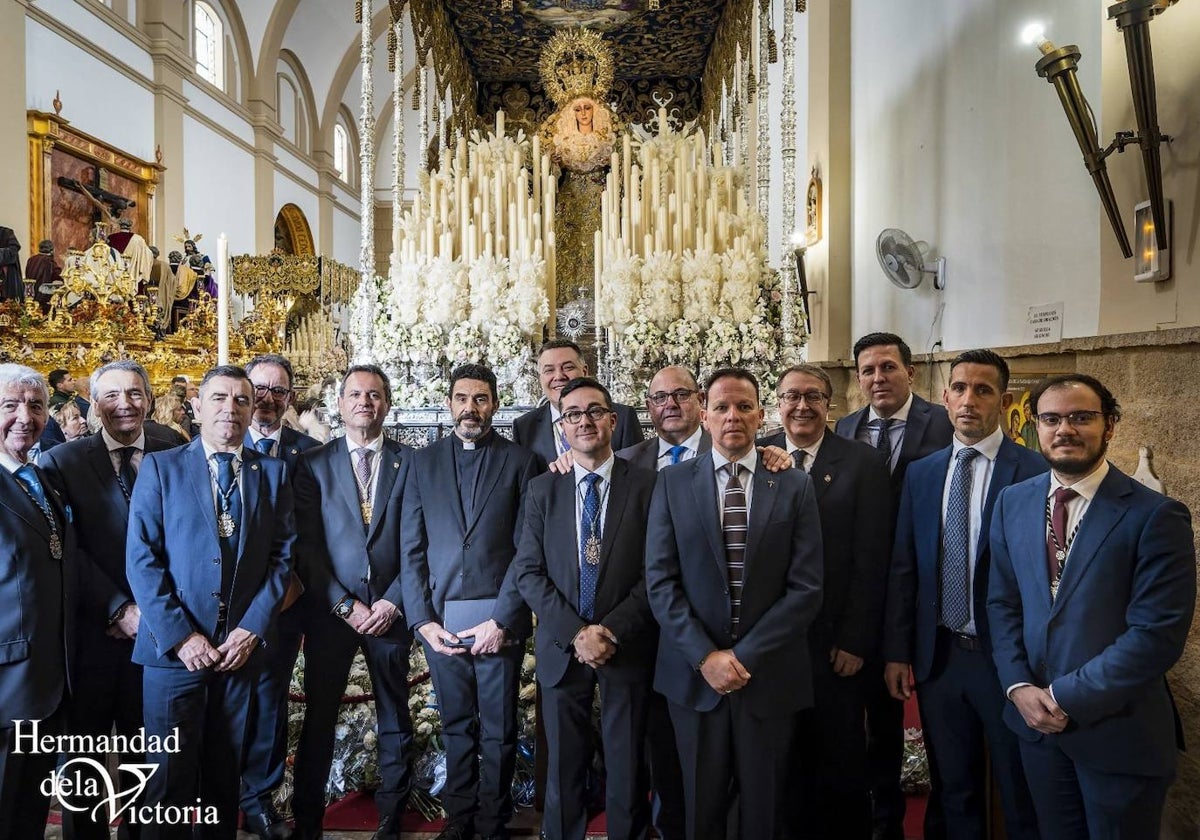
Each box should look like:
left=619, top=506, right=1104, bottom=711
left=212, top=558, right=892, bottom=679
left=331, top=205, right=360, bottom=267
left=183, top=80, right=255, bottom=146
left=26, top=19, right=155, bottom=161
left=182, top=114, right=255, bottom=254
left=29, top=0, right=153, bottom=80
left=851, top=0, right=1101, bottom=354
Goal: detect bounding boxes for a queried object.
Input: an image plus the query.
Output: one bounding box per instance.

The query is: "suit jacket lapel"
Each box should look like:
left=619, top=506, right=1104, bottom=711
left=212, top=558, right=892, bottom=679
left=1012, top=473, right=1054, bottom=612
left=742, top=460, right=777, bottom=584
left=808, top=434, right=843, bottom=503
left=983, top=442, right=1019, bottom=538
left=331, top=438, right=364, bottom=529
left=915, top=448, right=951, bottom=575
left=187, top=442, right=220, bottom=537
left=597, top=460, right=631, bottom=588
left=440, top=437, right=467, bottom=535
left=86, top=434, right=128, bottom=511
left=901, top=397, right=931, bottom=464
left=1050, top=469, right=1128, bottom=613
left=237, top=453, right=265, bottom=557
left=466, top=440, right=509, bottom=534
left=689, top=454, right=726, bottom=577
left=367, top=443, right=402, bottom=543
left=551, top=473, right=581, bottom=608
left=0, top=466, right=47, bottom=534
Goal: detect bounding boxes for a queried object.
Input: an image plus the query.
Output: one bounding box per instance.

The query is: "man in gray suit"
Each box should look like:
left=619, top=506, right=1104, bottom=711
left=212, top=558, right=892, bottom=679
left=401, top=364, right=540, bottom=840
left=290, top=365, right=413, bottom=840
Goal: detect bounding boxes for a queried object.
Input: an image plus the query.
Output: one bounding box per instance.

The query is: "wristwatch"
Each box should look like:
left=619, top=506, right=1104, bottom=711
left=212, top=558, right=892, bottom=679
left=334, top=598, right=354, bottom=619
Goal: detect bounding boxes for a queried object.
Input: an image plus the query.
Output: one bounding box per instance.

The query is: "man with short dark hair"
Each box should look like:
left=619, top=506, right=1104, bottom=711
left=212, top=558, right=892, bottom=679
left=988, top=373, right=1195, bottom=839
left=835, top=331, right=954, bottom=840
left=513, top=339, right=643, bottom=467
left=760, top=363, right=892, bottom=840
left=41, top=359, right=174, bottom=840
left=290, top=365, right=414, bottom=840
left=401, top=363, right=540, bottom=840
left=127, top=364, right=295, bottom=838
left=646, top=367, right=823, bottom=840
left=883, top=349, right=1045, bottom=840
left=515, top=376, right=659, bottom=840
left=240, top=353, right=319, bottom=839
left=48, top=368, right=90, bottom=418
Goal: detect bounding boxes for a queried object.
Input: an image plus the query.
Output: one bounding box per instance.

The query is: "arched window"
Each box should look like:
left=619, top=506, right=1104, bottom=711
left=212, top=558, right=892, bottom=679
left=333, top=123, right=351, bottom=182
left=194, top=1, right=225, bottom=88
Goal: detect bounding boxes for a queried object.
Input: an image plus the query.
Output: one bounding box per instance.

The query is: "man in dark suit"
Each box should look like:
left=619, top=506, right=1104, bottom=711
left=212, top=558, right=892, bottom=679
left=240, top=354, right=319, bottom=839
left=515, top=377, right=658, bottom=840
left=759, top=363, right=891, bottom=840
left=290, top=365, right=414, bottom=840
left=834, top=331, right=953, bottom=840
left=646, top=367, right=823, bottom=840
left=882, top=350, right=1044, bottom=840
left=127, top=365, right=295, bottom=840
left=48, top=368, right=91, bottom=419
left=401, top=363, right=540, bottom=840
left=512, top=339, right=643, bottom=467
left=41, top=360, right=174, bottom=840
left=988, top=374, right=1195, bottom=839
left=0, top=363, right=74, bottom=836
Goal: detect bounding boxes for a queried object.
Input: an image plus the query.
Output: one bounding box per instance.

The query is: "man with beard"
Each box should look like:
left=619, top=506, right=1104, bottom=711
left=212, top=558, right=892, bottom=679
left=401, top=363, right=540, bottom=840
left=987, top=374, right=1195, bottom=839
left=882, top=350, right=1044, bottom=840
left=758, top=363, right=892, bottom=840
left=240, top=354, right=319, bottom=839
left=290, top=366, right=414, bottom=840
left=41, top=360, right=177, bottom=840
left=514, top=376, right=659, bottom=840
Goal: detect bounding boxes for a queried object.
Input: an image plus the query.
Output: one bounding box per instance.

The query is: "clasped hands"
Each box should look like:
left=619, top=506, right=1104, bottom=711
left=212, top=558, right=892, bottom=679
left=418, top=618, right=506, bottom=657
left=341, top=598, right=400, bottom=636
left=1009, top=685, right=1069, bottom=734
left=701, top=649, right=751, bottom=695
left=174, top=628, right=258, bottom=672
left=572, top=624, right=617, bottom=668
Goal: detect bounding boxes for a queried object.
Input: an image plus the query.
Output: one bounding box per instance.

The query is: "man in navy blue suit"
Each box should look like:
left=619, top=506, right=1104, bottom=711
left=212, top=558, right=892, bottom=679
left=41, top=359, right=176, bottom=840
left=988, top=373, right=1195, bottom=839
left=290, top=365, right=414, bottom=840
left=515, top=376, right=659, bottom=840
left=512, top=339, right=644, bottom=468
left=834, top=331, right=954, bottom=840
left=127, top=365, right=295, bottom=840
left=0, top=363, right=75, bottom=837
left=401, top=363, right=540, bottom=840
left=882, top=350, right=1044, bottom=840
left=239, top=354, right=319, bottom=839
left=646, top=367, right=824, bottom=840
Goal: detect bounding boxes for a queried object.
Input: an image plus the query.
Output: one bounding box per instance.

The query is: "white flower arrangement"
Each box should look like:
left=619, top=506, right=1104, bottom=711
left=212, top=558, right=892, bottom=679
left=406, top=322, right=445, bottom=367
left=663, top=318, right=703, bottom=369
left=622, top=316, right=665, bottom=368
left=681, top=249, right=723, bottom=326
left=720, top=250, right=759, bottom=325
left=424, top=257, right=470, bottom=326
left=445, top=322, right=484, bottom=366
left=599, top=252, right=643, bottom=328
left=704, top=318, right=742, bottom=367
left=639, top=251, right=682, bottom=327
left=507, top=257, right=550, bottom=334
left=468, top=255, right=509, bottom=326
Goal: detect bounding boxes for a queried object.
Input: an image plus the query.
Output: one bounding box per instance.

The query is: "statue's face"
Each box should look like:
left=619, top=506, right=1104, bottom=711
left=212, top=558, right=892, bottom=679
left=185, top=241, right=197, bottom=254
left=573, top=99, right=594, bottom=130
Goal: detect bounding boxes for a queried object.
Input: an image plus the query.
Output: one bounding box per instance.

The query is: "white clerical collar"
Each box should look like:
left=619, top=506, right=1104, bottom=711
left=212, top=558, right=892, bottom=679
left=573, top=454, right=615, bottom=486
left=102, top=428, right=146, bottom=453
left=1050, top=460, right=1109, bottom=502
left=952, top=426, right=1004, bottom=461
left=869, top=391, right=914, bottom=424
left=658, top=426, right=703, bottom=459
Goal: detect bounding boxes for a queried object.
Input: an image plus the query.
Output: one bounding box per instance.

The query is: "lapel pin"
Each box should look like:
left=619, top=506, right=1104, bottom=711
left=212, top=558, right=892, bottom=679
left=393, top=462, right=400, bottom=468
left=767, top=479, right=775, bottom=488
left=250, top=464, right=259, bottom=471
left=290, top=448, right=298, bottom=455
left=824, top=474, right=832, bottom=483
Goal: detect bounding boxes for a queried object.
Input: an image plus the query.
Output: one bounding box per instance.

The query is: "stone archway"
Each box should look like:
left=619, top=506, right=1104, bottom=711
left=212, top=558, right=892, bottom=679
left=273, top=203, right=314, bottom=255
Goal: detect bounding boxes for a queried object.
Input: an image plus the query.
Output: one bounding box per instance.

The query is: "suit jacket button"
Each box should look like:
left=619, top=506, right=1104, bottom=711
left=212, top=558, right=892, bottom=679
left=462, top=542, right=470, bottom=550
left=212, top=558, right=220, bottom=564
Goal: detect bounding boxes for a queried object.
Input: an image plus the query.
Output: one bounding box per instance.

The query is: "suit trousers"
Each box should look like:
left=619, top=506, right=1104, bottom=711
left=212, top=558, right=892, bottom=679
left=140, top=661, right=260, bottom=840
left=240, top=602, right=305, bottom=816
left=0, top=705, right=62, bottom=840
left=1018, top=736, right=1170, bottom=840
left=292, top=609, right=414, bottom=839
left=916, top=631, right=1039, bottom=840
left=63, top=629, right=144, bottom=840
left=423, top=640, right=522, bottom=836
left=668, top=695, right=795, bottom=840
left=864, top=658, right=911, bottom=840
left=541, top=659, right=650, bottom=840
left=645, top=689, right=687, bottom=840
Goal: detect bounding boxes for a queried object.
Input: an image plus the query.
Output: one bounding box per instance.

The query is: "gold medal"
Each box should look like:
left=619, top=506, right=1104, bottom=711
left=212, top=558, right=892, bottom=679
left=217, top=511, right=236, bottom=538
left=1050, top=578, right=1060, bottom=599
left=49, top=531, right=63, bottom=561
left=585, top=534, right=601, bottom=566
left=361, top=502, right=373, bottom=525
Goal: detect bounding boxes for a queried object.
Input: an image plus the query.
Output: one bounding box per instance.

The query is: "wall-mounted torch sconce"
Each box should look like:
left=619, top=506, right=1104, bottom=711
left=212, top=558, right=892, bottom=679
left=1022, top=1, right=1174, bottom=259
left=1134, top=199, right=1171, bottom=282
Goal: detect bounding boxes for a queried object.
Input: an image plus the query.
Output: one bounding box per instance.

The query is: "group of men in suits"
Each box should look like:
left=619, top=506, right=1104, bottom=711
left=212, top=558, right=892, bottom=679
left=0, top=322, right=1194, bottom=840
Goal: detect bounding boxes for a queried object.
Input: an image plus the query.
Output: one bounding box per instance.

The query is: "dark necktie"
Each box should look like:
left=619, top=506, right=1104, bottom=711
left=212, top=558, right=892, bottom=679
left=940, top=447, right=980, bottom=630
left=116, top=446, right=138, bottom=501
left=254, top=437, right=274, bottom=457
left=668, top=444, right=687, bottom=465
left=722, top=463, right=748, bottom=637
left=15, top=464, right=61, bottom=559
left=1047, top=486, right=1079, bottom=589
left=875, top=418, right=895, bottom=464
left=792, top=449, right=807, bottom=470
left=578, top=473, right=602, bottom=620
left=212, top=453, right=242, bottom=611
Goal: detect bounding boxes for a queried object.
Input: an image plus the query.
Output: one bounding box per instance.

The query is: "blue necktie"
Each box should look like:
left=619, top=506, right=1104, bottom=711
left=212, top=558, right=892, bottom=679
left=578, top=473, right=602, bottom=621
left=556, top=419, right=570, bottom=456
left=940, top=447, right=980, bottom=630
left=15, top=464, right=50, bottom=512
left=668, top=444, right=687, bottom=464
left=213, top=453, right=242, bottom=608
left=254, top=437, right=274, bottom=456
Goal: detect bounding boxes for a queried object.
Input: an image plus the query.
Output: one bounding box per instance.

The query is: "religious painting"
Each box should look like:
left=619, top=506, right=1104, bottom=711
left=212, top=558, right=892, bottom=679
left=518, top=0, right=643, bottom=31
left=1005, top=374, right=1069, bottom=452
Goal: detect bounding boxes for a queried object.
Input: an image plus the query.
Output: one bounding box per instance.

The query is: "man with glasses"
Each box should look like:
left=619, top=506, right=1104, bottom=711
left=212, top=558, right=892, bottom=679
left=616, top=365, right=709, bottom=473
left=513, top=339, right=644, bottom=468
left=240, top=354, right=320, bottom=839
left=882, top=350, right=1044, bottom=840
left=988, top=374, right=1195, bottom=838
left=514, top=376, right=659, bottom=840
left=758, top=364, right=892, bottom=840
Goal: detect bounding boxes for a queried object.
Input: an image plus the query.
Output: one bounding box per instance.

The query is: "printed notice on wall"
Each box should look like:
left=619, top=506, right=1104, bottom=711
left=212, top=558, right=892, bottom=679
left=1026, top=302, right=1063, bottom=344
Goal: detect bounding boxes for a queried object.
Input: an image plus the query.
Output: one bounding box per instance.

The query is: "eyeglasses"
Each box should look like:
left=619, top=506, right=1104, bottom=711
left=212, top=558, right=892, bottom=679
left=561, top=406, right=614, bottom=425
left=253, top=385, right=291, bottom=399
left=777, top=390, right=830, bottom=406
left=647, top=388, right=698, bottom=407
left=1035, top=410, right=1104, bottom=428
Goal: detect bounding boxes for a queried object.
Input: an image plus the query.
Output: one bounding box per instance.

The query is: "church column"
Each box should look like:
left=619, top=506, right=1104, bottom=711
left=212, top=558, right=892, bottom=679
left=143, top=0, right=190, bottom=251
left=248, top=107, right=282, bottom=255
left=804, top=0, right=852, bottom=362
left=1, top=0, right=31, bottom=250
left=314, top=152, right=337, bottom=258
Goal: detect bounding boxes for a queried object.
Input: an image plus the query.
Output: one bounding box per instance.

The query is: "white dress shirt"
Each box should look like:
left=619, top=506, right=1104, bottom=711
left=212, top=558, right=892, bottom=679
left=783, top=431, right=825, bottom=473
left=711, top=448, right=758, bottom=520
left=859, top=392, right=914, bottom=472
left=247, top=427, right=282, bottom=457
left=102, top=428, right=147, bottom=475
left=656, top=426, right=704, bottom=470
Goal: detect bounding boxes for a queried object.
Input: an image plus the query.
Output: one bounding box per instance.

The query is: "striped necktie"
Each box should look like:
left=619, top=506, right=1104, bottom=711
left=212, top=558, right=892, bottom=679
left=722, top=463, right=748, bottom=637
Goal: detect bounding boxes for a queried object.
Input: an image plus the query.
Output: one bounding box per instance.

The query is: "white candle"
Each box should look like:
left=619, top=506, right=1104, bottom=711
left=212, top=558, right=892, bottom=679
left=217, top=234, right=229, bottom=364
